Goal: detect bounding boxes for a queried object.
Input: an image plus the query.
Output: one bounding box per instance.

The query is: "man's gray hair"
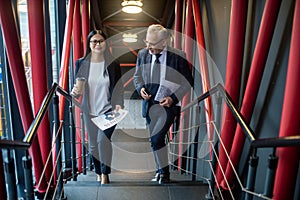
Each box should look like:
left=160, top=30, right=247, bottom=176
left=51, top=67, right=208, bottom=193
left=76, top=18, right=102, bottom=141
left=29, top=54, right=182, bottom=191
left=147, top=24, right=169, bottom=40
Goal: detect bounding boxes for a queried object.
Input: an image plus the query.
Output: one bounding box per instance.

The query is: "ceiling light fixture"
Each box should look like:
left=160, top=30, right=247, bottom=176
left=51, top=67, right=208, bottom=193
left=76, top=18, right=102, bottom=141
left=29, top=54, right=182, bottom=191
left=121, top=0, right=143, bottom=14
left=122, top=33, right=138, bottom=43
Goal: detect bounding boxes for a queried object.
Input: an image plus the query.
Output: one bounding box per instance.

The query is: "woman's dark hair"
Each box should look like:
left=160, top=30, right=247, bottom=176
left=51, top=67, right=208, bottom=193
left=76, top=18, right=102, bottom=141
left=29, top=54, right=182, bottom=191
left=84, top=29, right=112, bottom=61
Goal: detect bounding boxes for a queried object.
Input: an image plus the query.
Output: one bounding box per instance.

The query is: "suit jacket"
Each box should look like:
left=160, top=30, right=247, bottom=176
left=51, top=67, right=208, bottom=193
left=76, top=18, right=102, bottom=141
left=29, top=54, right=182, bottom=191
left=75, top=56, right=124, bottom=115
left=134, top=46, right=194, bottom=117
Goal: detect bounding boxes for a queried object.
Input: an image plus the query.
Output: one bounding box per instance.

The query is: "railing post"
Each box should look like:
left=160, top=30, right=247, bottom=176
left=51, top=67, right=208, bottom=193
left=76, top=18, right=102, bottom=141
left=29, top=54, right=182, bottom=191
left=206, top=94, right=222, bottom=199
left=245, top=149, right=259, bottom=200
left=191, top=105, right=200, bottom=181
left=263, top=148, right=278, bottom=198
left=22, top=151, right=34, bottom=200
left=53, top=94, right=64, bottom=199
left=69, top=105, right=77, bottom=181
left=3, top=149, right=17, bottom=200
left=80, top=112, right=87, bottom=174
left=170, top=114, right=180, bottom=171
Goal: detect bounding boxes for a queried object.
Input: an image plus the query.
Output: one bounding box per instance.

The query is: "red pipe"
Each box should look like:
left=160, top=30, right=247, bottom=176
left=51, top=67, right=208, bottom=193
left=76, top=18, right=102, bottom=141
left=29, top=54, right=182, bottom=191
left=27, top=0, right=53, bottom=184
left=58, top=0, right=75, bottom=120
left=81, top=0, right=89, bottom=55
left=0, top=0, right=47, bottom=192
left=178, top=0, right=193, bottom=171
left=120, top=63, right=136, bottom=67
left=73, top=0, right=83, bottom=173
left=192, top=0, right=214, bottom=147
left=221, top=0, right=282, bottom=189
left=55, top=0, right=75, bottom=183
left=174, top=0, right=183, bottom=49
left=215, top=0, right=248, bottom=185
left=273, top=1, right=300, bottom=199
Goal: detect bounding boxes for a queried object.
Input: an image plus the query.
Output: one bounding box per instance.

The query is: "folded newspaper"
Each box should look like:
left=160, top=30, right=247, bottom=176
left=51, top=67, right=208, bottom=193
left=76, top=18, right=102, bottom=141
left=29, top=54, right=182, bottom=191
left=91, top=109, right=128, bottom=130
left=154, top=80, right=180, bottom=102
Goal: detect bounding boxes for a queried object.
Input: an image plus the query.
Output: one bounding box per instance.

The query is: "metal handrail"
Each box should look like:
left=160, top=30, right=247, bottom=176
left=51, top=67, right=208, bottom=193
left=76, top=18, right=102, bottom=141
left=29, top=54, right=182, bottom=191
left=0, top=82, right=81, bottom=149
left=181, top=83, right=300, bottom=148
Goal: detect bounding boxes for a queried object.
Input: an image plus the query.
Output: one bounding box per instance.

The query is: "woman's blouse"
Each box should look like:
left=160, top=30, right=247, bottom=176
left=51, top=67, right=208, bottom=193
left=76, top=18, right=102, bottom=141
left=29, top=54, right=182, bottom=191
left=88, top=61, right=111, bottom=115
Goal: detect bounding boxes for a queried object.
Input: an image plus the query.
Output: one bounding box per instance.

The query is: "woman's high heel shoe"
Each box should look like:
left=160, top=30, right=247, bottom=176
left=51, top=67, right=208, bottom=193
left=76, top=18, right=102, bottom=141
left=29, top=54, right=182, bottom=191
left=97, top=174, right=101, bottom=182
left=101, top=174, right=110, bottom=185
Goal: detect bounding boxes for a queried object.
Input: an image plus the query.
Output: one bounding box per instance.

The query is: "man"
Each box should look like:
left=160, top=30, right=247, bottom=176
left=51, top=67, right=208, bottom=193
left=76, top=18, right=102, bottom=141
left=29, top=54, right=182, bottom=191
left=134, top=24, right=193, bottom=184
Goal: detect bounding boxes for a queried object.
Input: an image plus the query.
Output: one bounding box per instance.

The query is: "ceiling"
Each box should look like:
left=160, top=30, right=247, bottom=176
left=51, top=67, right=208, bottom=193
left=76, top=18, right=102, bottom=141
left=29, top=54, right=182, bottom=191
left=90, top=0, right=175, bottom=62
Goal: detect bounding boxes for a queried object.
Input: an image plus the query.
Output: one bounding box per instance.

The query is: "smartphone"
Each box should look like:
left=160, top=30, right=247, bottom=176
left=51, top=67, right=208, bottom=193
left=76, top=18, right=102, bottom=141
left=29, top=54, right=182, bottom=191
left=143, top=88, right=151, bottom=96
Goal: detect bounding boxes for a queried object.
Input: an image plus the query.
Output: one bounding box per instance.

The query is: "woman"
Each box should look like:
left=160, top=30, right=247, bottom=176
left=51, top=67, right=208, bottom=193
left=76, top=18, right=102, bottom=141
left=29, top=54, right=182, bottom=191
left=71, top=30, right=124, bottom=184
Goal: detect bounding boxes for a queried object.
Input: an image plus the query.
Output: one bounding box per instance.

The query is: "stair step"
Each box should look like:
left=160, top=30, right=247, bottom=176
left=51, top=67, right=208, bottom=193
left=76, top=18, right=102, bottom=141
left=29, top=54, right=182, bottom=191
left=64, top=171, right=209, bottom=200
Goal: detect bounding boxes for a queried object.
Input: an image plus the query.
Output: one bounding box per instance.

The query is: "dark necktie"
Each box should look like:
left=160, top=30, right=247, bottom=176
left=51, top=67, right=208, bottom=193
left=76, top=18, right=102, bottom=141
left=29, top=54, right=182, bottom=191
left=152, top=54, right=161, bottom=85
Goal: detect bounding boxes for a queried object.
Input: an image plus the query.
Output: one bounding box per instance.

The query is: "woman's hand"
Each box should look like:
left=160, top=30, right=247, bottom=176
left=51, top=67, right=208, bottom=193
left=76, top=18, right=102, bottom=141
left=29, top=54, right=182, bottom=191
left=115, top=105, right=122, bottom=112
left=70, top=84, right=81, bottom=98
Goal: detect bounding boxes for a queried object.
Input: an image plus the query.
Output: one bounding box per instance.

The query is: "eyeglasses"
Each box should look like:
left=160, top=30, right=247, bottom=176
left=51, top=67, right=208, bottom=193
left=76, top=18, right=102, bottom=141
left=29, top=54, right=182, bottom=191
left=90, top=39, right=105, bottom=45
left=143, top=38, right=164, bottom=47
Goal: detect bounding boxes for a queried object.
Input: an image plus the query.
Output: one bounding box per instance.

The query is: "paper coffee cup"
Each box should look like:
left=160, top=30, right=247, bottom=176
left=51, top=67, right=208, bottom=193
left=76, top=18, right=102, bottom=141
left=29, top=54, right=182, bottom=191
left=76, top=77, right=85, bottom=95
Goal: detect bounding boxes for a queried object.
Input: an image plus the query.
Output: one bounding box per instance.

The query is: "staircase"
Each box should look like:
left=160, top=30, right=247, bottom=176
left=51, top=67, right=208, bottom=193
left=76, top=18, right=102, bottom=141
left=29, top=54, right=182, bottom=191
left=63, top=129, right=209, bottom=200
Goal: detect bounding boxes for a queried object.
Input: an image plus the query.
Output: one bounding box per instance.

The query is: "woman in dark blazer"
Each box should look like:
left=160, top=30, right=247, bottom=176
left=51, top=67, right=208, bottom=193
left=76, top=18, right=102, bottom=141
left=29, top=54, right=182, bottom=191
left=71, top=30, right=124, bottom=185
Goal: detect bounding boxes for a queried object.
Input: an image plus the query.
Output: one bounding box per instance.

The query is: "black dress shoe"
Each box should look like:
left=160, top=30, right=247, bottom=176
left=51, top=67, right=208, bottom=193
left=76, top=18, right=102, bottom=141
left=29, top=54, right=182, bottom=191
left=158, top=174, right=170, bottom=184
left=151, top=173, right=160, bottom=181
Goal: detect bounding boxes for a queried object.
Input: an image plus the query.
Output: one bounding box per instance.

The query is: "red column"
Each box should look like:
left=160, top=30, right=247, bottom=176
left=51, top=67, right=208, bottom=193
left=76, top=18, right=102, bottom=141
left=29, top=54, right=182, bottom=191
left=27, top=0, right=53, bottom=184
left=174, top=0, right=183, bottom=49
left=192, top=0, right=214, bottom=145
left=81, top=0, right=90, bottom=54
left=0, top=0, right=47, bottom=192
left=221, top=0, right=282, bottom=189
left=178, top=0, right=193, bottom=171
left=58, top=0, right=75, bottom=120
left=215, top=0, right=248, bottom=185
left=73, top=0, right=83, bottom=173
left=273, top=1, right=300, bottom=199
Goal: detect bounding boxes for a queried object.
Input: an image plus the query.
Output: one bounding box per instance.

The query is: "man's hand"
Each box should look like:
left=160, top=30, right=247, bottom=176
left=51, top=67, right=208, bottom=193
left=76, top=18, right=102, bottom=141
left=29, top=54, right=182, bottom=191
left=141, top=88, right=151, bottom=100
left=159, top=97, right=173, bottom=107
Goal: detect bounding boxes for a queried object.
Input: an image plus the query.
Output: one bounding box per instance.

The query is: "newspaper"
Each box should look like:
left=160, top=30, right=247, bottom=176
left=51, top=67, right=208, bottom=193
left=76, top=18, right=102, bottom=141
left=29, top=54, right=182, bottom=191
left=91, top=109, right=128, bottom=130
left=154, top=80, right=180, bottom=102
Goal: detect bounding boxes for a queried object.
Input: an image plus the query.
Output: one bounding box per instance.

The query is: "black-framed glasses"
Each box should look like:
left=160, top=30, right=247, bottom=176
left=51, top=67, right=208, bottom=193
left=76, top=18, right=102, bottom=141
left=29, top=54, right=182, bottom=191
left=143, top=38, right=164, bottom=47
left=90, top=39, right=105, bottom=45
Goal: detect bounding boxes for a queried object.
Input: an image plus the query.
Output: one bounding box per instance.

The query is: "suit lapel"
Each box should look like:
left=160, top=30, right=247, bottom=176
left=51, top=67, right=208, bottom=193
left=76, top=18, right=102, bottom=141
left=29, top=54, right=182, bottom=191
left=144, top=52, right=152, bottom=84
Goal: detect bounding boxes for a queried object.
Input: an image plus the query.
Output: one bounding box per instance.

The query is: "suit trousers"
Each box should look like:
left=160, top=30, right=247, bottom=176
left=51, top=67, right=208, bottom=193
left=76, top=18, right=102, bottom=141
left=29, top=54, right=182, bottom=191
left=146, top=103, right=180, bottom=175
left=84, top=113, right=116, bottom=175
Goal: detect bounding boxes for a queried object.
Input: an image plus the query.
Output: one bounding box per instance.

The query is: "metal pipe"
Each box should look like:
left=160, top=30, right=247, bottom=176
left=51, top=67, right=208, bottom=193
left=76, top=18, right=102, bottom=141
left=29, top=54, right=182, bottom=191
left=53, top=94, right=64, bottom=199
left=192, top=0, right=214, bottom=155
left=73, top=0, right=84, bottom=173
left=0, top=0, right=47, bottom=193
left=27, top=0, right=53, bottom=185
left=215, top=0, right=248, bottom=185
left=81, top=112, right=87, bottom=175
left=263, top=150, right=278, bottom=198
left=0, top=151, right=7, bottom=199
left=22, top=152, right=34, bottom=200
left=274, top=0, right=300, bottom=198
left=174, top=0, right=183, bottom=49
left=245, top=153, right=259, bottom=200
left=206, top=94, right=222, bottom=199
left=221, top=0, right=282, bottom=188
left=58, top=0, right=75, bottom=120
left=3, top=149, right=17, bottom=200
left=69, top=106, right=77, bottom=181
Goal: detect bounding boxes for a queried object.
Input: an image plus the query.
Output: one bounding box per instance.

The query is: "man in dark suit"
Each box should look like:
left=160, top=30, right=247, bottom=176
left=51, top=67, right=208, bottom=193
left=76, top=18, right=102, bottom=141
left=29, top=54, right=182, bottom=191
left=134, top=24, right=193, bottom=184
